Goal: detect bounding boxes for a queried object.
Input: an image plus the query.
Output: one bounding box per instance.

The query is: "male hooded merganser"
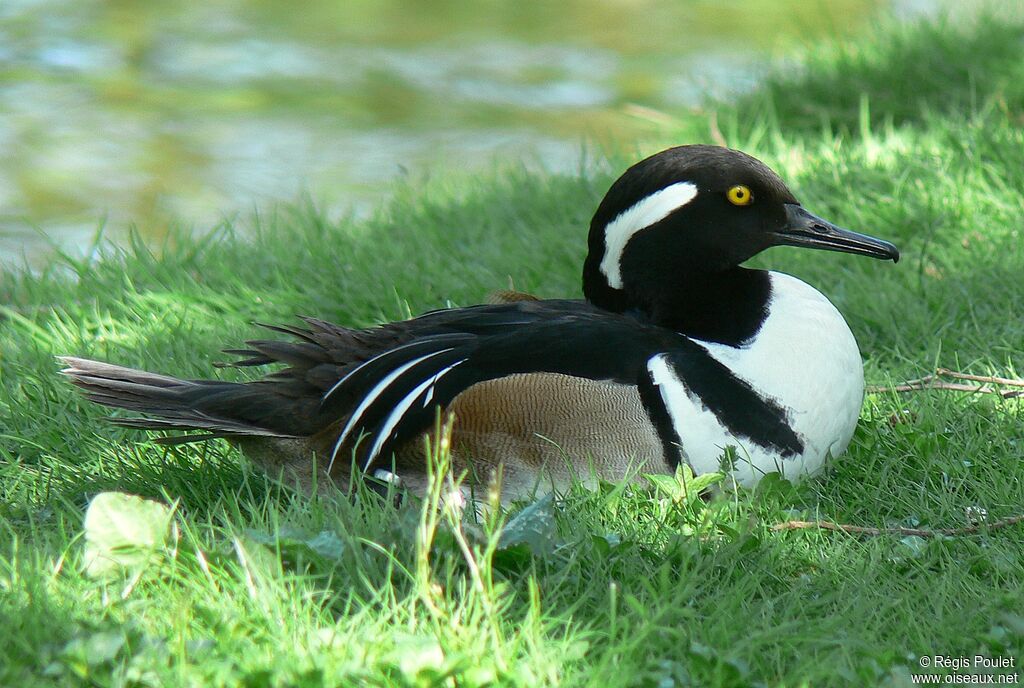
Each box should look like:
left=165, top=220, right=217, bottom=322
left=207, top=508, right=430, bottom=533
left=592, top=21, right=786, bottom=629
left=62, top=145, right=899, bottom=501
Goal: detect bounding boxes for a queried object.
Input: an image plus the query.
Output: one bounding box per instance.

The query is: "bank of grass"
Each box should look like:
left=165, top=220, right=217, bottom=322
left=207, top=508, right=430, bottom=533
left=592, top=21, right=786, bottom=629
left=2, top=9, right=1024, bottom=687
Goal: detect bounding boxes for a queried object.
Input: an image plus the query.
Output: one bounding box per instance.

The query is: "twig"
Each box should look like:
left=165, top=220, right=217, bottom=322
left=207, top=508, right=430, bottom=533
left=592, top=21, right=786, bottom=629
left=887, top=382, right=996, bottom=393
left=771, top=514, right=1024, bottom=538
left=865, top=374, right=935, bottom=393
left=897, top=374, right=935, bottom=387
left=868, top=368, right=1024, bottom=398
left=935, top=367, right=1024, bottom=387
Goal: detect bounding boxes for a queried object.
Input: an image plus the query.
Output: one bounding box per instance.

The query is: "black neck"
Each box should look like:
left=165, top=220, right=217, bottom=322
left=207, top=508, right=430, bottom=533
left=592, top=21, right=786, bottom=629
left=583, top=262, right=772, bottom=347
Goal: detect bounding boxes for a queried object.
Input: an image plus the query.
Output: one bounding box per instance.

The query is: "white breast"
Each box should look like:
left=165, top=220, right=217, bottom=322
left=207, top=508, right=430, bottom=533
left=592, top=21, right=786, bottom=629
left=650, top=271, right=864, bottom=486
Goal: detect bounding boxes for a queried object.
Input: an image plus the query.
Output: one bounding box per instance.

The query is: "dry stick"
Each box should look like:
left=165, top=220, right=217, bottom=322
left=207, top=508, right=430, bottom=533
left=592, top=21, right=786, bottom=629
left=865, top=374, right=935, bottom=393
left=888, top=382, right=997, bottom=393
left=772, top=514, right=1024, bottom=538
left=867, top=369, right=1024, bottom=398
left=935, top=367, right=1024, bottom=387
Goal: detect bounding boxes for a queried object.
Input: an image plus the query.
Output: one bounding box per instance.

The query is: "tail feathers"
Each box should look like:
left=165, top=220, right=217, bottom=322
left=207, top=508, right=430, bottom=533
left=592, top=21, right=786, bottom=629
left=111, top=417, right=289, bottom=443
left=59, top=356, right=299, bottom=439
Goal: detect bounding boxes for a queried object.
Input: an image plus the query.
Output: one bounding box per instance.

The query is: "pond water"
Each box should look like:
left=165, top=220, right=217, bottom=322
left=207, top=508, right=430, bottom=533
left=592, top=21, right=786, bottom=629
left=0, top=0, right=927, bottom=266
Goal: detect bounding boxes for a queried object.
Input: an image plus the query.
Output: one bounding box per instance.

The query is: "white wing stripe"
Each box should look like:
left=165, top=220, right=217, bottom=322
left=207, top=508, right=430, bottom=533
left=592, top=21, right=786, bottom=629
left=363, top=359, right=467, bottom=470
left=326, top=348, right=455, bottom=473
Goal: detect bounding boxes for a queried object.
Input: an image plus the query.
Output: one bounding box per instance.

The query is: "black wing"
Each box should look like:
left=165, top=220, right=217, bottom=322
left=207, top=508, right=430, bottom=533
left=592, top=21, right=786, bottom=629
left=321, top=309, right=684, bottom=471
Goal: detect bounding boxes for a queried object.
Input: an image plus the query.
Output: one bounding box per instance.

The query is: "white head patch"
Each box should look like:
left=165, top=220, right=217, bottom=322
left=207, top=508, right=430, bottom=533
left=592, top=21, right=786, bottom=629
left=599, top=181, right=698, bottom=289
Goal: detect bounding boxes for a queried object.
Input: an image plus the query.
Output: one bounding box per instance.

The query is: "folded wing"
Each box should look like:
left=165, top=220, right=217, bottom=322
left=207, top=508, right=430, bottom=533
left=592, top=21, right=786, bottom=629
left=321, top=310, right=680, bottom=472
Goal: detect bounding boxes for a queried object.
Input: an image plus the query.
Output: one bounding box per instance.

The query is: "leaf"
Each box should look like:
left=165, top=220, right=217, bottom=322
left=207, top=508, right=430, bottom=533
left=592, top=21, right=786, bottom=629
left=591, top=533, right=622, bottom=555
left=717, top=446, right=740, bottom=474
left=53, top=630, right=131, bottom=679
left=83, top=492, right=174, bottom=578
left=497, top=493, right=559, bottom=556
left=645, top=464, right=724, bottom=503
left=1000, top=612, right=1024, bottom=636
left=898, top=535, right=927, bottom=555
left=305, top=531, right=345, bottom=561
left=754, top=472, right=801, bottom=503
left=244, top=528, right=346, bottom=567
left=685, top=469, right=726, bottom=495
left=645, top=473, right=683, bottom=499
left=64, top=630, right=126, bottom=666
left=387, top=633, right=446, bottom=682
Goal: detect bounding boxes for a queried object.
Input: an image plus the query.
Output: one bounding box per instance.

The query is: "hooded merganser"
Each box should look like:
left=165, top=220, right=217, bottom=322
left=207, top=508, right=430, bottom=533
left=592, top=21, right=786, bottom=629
left=62, top=145, right=899, bottom=501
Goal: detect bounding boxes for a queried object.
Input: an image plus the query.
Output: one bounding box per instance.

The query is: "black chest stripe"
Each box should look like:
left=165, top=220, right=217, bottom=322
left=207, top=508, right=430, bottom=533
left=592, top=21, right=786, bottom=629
left=658, top=345, right=804, bottom=458
left=637, top=370, right=684, bottom=470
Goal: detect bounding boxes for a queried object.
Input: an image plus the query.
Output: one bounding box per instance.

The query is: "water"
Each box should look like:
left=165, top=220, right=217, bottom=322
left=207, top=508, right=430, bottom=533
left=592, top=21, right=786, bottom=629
left=0, top=0, right=908, bottom=266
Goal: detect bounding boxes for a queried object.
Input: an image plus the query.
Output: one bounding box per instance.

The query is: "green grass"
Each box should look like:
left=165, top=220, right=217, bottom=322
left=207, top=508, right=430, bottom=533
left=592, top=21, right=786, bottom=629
left=3, top=9, right=1024, bottom=687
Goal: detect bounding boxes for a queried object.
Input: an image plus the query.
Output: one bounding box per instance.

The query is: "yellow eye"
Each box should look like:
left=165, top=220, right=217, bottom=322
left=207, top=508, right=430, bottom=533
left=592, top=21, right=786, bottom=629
left=727, top=185, right=754, bottom=206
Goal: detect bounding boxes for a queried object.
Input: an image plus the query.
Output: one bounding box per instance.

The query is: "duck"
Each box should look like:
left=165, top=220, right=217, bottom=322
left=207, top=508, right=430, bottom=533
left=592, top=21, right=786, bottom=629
left=61, top=145, right=899, bottom=503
